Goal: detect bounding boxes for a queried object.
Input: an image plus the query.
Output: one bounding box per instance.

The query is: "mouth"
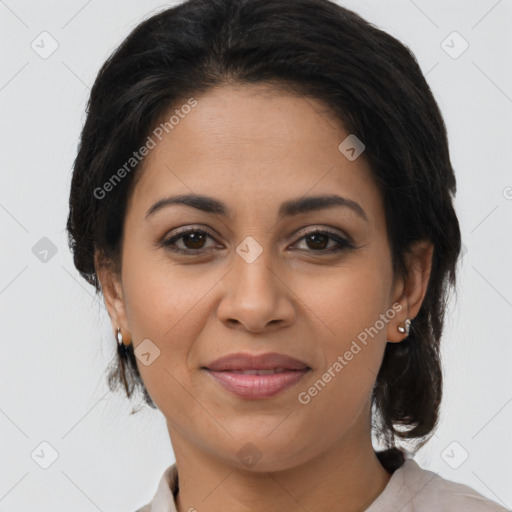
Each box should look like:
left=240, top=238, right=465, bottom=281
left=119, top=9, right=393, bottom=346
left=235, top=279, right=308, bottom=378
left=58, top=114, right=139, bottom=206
left=202, top=352, right=311, bottom=399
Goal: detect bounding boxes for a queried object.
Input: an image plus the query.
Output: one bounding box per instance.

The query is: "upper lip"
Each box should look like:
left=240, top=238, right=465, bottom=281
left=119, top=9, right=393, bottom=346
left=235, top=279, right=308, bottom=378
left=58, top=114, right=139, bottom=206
left=204, top=352, right=310, bottom=371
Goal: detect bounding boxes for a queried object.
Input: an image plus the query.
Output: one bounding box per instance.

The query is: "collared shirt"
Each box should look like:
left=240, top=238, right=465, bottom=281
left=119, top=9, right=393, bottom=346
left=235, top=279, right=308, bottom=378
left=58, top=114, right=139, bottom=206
left=135, top=456, right=510, bottom=512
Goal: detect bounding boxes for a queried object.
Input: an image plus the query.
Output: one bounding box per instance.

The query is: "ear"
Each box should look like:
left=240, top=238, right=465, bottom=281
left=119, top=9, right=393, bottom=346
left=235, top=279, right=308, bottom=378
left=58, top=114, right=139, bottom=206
left=386, top=239, right=434, bottom=343
left=94, top=250, right=131, bottom=345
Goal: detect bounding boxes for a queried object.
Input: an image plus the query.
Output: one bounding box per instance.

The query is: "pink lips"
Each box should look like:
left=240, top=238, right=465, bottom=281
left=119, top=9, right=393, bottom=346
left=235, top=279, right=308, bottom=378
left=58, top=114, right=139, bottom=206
left=203, top=352, right=310, bottom=399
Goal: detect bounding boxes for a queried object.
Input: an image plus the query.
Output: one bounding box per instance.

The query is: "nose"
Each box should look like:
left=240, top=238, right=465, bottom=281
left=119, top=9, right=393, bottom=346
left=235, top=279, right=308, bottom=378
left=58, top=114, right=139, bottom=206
left=216, top=247, right=296, bottom=333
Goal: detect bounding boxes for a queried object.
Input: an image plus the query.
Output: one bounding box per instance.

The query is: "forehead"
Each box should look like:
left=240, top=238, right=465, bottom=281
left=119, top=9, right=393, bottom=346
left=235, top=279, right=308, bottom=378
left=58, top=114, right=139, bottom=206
left=127, top=84, right=385, bottom=227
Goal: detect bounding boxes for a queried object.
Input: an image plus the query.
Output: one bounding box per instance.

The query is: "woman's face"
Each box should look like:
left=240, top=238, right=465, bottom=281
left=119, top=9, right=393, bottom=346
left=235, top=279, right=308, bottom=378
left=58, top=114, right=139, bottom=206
left=101, top=84, right=425, bottom=471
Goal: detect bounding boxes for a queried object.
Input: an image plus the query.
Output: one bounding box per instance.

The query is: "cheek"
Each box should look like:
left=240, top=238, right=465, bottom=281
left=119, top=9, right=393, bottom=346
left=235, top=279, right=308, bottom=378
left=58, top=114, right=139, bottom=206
left=304, top=255, right=392, bottom=347
left=300, top=253, right=392, bottom=400
left=121, top=240, right=215, bottom=339
left=119, top=242, right=236, bottom=406
left=293, top=283, right=391, bottom=441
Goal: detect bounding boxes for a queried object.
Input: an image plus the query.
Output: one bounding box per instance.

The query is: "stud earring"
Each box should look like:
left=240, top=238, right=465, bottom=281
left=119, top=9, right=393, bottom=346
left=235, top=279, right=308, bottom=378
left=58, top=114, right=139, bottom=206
left=116, top=326, right=124, bottom=347
left=397, top=318, right=411, bottom=335
left=116, top=326, right=130, bottom=357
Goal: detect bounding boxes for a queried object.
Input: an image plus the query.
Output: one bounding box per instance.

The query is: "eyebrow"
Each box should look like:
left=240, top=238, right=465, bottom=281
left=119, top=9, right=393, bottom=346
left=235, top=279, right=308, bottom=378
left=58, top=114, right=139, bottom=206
left=145, top=193, right=368, bottom=222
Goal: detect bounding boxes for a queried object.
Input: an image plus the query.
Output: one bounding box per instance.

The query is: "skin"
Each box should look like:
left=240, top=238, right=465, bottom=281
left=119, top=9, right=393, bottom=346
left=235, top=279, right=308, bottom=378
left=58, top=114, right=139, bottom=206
left=96, top=83, right=433, bottom=512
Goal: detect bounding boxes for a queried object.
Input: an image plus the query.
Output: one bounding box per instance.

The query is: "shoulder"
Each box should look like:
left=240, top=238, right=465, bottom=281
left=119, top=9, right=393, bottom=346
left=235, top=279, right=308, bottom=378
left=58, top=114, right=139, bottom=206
left=399, top=458, right=510, bottom=512
left=133, top=463, right=179, bottom=512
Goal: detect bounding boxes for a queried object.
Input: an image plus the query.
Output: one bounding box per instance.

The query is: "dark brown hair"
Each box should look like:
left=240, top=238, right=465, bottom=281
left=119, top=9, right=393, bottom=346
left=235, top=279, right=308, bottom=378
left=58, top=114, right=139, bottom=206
left=66, top=0, right=461, bottom=455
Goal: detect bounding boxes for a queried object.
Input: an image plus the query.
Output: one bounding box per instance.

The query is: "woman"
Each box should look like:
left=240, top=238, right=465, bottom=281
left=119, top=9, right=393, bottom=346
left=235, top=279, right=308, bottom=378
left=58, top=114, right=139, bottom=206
left=66, top=0, right=509, bottom=510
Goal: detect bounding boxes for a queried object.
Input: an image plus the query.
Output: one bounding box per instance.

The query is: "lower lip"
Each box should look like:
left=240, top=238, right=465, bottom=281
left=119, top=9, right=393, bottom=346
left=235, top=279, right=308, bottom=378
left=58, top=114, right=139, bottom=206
left=205, top=369, right=309, bottom=399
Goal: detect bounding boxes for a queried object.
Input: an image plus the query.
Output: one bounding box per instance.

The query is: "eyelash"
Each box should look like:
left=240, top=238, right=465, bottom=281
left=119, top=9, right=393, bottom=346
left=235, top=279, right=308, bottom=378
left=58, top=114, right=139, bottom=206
left=160, top=227, right=355, bottom=255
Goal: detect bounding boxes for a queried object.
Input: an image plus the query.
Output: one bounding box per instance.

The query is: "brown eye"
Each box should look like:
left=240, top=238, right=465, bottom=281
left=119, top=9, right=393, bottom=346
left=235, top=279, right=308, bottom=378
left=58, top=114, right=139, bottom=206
left=162, top=229, right=217, bottom=253
left=304, top=232, right=330, bottom=250
left=292, top=229, right=354, bottom=253
left=180, top=231, right=208, bottom=250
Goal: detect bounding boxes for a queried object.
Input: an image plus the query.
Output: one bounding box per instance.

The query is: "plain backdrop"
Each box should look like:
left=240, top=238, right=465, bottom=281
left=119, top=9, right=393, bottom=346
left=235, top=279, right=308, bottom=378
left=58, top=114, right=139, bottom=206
left=1, top=0, right=511, bottom=510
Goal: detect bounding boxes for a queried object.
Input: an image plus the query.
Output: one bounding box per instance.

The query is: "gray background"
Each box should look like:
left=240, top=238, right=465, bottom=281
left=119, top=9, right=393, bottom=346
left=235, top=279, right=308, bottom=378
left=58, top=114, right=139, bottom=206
left=1, top=0, right=511, bottom=510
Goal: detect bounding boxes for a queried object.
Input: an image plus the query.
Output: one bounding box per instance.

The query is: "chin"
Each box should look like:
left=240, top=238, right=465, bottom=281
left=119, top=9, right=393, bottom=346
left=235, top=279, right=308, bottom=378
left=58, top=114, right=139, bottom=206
left=215, top=432, right=313, bottom=473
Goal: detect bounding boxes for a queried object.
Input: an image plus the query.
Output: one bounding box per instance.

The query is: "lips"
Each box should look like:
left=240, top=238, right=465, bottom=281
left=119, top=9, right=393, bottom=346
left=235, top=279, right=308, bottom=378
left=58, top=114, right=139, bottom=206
left=204, top=352, right=310, bottom=372
left=203, top=352, right=311, bottom=399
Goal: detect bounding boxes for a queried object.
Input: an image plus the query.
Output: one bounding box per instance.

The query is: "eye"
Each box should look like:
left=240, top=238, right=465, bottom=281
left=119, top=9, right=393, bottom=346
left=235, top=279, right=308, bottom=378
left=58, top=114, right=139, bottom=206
left=161, top=228, right=217, bottom=253
left=291, top=228, right=354, bottom=253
